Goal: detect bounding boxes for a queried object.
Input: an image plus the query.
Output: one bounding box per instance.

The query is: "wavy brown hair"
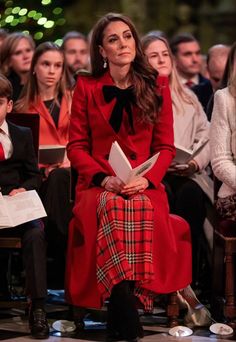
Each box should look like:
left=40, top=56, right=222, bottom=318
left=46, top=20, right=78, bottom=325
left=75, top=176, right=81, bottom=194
left=14, top=42, right=68, bottom=112
left=0, top=32, right=35, bottom=76
left=142, top=34, right=201, bottom=115
left=90, top=13, right=162, bottom=123
left=221, top=41, right=236, bottom=97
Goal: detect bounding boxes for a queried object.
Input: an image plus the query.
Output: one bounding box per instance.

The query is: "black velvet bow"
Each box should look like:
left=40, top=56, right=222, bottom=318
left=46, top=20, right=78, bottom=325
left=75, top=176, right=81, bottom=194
left=102, top=85, right=135, bottom=134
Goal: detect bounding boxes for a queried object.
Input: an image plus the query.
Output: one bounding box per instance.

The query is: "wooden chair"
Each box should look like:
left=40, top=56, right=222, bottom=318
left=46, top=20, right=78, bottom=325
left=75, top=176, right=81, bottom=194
left=211, top=176, right=236, bottom=327
left=0, top=113, right=40, bottom=307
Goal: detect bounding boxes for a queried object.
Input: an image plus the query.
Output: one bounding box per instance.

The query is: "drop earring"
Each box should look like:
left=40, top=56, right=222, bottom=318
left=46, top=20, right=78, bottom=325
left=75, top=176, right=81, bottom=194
left=103, top=58, right=108, bottom=69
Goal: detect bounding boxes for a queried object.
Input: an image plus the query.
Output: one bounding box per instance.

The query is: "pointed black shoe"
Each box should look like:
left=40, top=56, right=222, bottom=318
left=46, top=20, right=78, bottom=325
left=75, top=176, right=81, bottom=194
left=72, top=305, right=86, bottom=335
left=29, top=308, right=49, bottom=339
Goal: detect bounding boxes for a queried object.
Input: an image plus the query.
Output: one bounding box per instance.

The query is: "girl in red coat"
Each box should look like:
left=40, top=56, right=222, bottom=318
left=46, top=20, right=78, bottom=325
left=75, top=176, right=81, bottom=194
left=14, top=42, right=73, bottom=276
left=66, top=13, right=192, bottom=341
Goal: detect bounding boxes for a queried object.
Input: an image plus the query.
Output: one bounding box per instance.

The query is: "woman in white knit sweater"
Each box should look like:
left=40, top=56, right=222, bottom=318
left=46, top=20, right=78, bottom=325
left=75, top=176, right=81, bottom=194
left=142, top=34, right=212, bottom=286
left=210, top=42, right=236, bottom=221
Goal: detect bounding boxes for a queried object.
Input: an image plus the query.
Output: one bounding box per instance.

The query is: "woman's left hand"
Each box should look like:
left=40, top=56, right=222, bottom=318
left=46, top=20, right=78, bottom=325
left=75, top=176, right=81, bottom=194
left=174, top=160, right=199, bottom=177
left=121, top=176, right=149, bottom=196
left=9, top=188, right=26, bottom=196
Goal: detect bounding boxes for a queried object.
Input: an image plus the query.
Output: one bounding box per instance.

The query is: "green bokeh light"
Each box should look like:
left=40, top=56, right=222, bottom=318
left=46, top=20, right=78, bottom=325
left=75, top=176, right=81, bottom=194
left=34, top=32, right=44, bottom=40
left=44, top=20, right=54, bottom=28
left=53, top=7, right=63, bottom=15
left=19, top=16, right=27, bottom=23
left=33, top=13, right=43, bottom=20
left=38, top=17, right=47, bottom=25
left=54, top=38, right=63, bottom=46
left=28, top=10, right=37, bottom=18
left=19, top=8, right=28, bottom=16
left=41, top=0, right=52, bottom=5
left=1, top=1, right=66, bottom=37
left=5, top=15, right=14, bottom=23
left=10, top=19, right=19, bottom=26
left=4, top=8, right=13, bottom=15
left=12, top=7, right=21, bottom=14
left=5, top=1, right=13, bottom=7
left=0, top=20, right=7, bottom=27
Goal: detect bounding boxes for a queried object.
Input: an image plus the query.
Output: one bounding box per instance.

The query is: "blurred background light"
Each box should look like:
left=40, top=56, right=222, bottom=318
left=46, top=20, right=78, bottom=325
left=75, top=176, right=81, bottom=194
left=37, top=17, right=47, bottom=25
left=44, top=20, right=55, bottom=28
left=34, top=31, right=44, bottom=40
left=19, top=8, right=28, bottom=16
left=12, top=7, right=21, bottom=14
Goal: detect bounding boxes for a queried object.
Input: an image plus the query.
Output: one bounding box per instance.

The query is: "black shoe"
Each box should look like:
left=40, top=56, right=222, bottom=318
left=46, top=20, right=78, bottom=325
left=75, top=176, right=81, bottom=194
left=29, top=308, right=49, bottom=339
left=72, top=305, right=86, bottom=335
left=74, top=319, right=85, bottom=332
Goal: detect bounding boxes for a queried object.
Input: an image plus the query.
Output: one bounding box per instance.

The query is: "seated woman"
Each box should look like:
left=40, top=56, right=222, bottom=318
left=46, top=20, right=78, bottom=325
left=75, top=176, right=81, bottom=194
left=142, top=34, right=212, bottom=287
left=210, top=42, right=236, bottom=221
left=14, top=42, right=73, bottom=270
left=0, top=32, right=35, bottom=101
left=65, top=13, right=192, bottom=341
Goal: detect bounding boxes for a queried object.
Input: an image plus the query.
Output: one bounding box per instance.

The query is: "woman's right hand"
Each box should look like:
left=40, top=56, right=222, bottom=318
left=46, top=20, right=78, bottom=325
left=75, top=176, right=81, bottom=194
left=103, top=176, right=125, bottom=193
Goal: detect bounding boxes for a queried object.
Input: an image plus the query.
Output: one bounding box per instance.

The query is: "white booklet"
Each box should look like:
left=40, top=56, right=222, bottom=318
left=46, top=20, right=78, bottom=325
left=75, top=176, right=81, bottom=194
left=108, top=141, right=160, bottom=184
left=0, top=190, right=47, bottom=229
left=39, top=145, right=66, bottom=164
left=174, top=138, right=209, bottom=164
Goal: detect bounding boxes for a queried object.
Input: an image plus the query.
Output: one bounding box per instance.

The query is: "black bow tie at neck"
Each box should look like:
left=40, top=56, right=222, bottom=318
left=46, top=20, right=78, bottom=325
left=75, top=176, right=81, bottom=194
left=102, top=85, right=135, bottom=134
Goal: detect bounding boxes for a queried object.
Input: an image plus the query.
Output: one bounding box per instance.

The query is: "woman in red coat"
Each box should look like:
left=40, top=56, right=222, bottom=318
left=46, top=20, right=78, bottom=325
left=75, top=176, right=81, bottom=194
left=66, top=13, right=192, bottom=341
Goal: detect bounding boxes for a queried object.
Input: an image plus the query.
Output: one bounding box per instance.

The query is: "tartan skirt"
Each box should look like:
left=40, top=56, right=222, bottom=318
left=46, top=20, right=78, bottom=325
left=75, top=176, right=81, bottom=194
left=97, top=191, right=156, bottom=311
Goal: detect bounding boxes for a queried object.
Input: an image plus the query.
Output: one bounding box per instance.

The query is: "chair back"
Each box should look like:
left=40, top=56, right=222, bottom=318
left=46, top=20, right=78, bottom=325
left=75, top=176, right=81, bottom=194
left=7, top=113, right=40, bottom=157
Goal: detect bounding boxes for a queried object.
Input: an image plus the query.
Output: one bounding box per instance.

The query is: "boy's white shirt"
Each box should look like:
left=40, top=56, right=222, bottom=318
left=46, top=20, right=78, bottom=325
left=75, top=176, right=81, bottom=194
left=0, top=120, right=13, bottom=159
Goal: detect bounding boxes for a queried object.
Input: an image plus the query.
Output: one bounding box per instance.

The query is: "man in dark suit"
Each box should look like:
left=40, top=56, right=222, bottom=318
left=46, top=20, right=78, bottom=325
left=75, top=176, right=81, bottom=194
left=0, top=74, right=49, bottom=339
left=170, top=33, right=213, bottom=113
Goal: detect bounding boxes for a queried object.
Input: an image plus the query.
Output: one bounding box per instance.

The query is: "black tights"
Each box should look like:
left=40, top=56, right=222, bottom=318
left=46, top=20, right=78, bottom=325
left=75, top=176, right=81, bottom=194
left=107, top=281, right=143, bottom=340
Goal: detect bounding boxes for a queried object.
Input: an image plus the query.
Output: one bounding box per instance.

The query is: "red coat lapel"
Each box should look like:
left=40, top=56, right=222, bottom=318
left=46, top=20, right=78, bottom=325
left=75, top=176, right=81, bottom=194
left=91, top=72, right=137, bottom=154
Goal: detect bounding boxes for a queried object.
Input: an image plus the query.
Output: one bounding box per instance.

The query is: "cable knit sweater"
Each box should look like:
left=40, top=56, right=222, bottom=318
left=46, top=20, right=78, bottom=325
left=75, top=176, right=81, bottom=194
left=210, top=87, right=236, bottom=198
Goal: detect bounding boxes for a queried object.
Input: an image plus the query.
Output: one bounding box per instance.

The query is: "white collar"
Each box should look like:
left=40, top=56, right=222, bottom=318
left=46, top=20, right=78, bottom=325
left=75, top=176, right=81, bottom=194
left=179, top=75, right=199, bottom=85
left=0, top=120, right=9, bottom=136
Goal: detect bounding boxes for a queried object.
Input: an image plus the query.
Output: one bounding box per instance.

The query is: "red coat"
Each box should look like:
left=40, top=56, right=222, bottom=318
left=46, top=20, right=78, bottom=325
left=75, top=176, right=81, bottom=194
left=65, top=72, right=192, bottom=309
left=20, top=94, right=71, bottom=168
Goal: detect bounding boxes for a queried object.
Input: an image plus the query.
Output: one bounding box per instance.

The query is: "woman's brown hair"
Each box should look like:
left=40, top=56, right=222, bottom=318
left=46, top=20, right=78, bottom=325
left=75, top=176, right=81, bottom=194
left=90, top=13, right=162, bottom=123
left=221, top=41, right=236, bottom=97
left=14, top=41, right=67, bottom=112
left=0, top=32, right=35, bottom=76
left=142, top=34, right=201, bottom=114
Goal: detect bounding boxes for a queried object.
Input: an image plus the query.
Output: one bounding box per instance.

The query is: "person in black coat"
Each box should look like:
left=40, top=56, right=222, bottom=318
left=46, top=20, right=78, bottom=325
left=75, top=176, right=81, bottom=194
left=170, top=33, right=213, bottom=113
left=0, top=74, right=49, bottom=339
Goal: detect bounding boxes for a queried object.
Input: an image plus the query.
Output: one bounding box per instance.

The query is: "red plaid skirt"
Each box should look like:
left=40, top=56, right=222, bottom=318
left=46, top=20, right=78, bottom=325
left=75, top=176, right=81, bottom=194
left=97, top=191, right=155, bottom=310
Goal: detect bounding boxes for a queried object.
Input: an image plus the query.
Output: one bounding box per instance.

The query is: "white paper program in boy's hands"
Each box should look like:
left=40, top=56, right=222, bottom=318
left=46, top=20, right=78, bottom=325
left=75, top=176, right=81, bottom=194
left=0, top=190, right=47, bottom=229
left=108, top=141, right=160, bottom=184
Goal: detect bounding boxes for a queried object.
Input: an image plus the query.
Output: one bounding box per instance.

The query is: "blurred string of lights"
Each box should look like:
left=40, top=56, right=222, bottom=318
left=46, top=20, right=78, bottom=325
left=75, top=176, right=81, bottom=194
left=0, top=0, right=65, bottom=45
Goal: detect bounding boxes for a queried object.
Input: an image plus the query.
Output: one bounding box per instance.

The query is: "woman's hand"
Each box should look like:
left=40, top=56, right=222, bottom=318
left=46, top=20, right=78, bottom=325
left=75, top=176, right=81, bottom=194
left=103, top=176, right=125, bottom=193
left=120, top=176, right=149, bottom=196
left=9, top=188, right=26, bottom=196
left=168, top=160, right=199, bottom=177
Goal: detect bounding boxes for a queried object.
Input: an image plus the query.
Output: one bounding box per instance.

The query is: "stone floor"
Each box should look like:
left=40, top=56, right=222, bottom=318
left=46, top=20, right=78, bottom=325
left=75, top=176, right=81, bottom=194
left=0, top=290, right=235, bottom=342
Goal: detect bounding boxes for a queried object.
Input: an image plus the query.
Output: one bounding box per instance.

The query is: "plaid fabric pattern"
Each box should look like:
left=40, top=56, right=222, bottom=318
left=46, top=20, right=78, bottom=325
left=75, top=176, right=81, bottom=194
left=96, top=191, right=155, bottom=310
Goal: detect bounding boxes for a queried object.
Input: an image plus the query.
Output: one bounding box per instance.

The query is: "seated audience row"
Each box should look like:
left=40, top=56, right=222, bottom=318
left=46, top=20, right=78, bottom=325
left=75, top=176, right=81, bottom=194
left=0, top=15, right=235, bottom=341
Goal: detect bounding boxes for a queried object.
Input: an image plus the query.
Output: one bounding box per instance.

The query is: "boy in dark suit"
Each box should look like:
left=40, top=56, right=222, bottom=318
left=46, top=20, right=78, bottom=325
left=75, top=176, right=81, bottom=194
left=0, top=74, right=49, bottom=339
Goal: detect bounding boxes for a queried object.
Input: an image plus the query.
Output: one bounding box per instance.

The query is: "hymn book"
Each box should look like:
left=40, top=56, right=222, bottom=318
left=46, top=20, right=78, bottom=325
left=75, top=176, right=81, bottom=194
left=174, top=138, right=209, bottom=164
left=39, top=145, right=66, bottom=164
left=108, top=141, right=159, bottom=184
